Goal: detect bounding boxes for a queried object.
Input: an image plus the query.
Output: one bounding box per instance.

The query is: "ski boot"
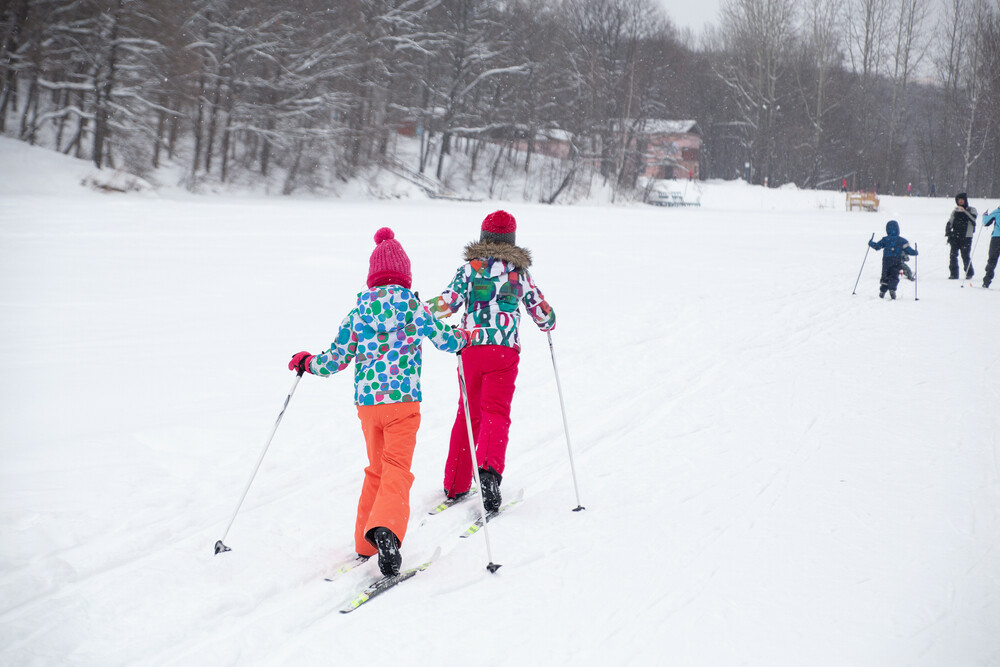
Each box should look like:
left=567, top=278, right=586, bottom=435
left=479, top=468, right=502, bottom=513
left=889, top=290, right=896, bottom=300
left=371, top=527, right=401, bottom=577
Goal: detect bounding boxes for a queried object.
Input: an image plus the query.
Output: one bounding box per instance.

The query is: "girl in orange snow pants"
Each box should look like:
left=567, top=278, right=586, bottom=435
left=354, top=402, right=421, bottom=556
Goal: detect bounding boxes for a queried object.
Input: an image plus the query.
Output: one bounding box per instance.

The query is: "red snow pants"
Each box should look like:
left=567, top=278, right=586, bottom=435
left=354, top=401, right=421, bottom=555
left=443, top=345, right=519, bottom=496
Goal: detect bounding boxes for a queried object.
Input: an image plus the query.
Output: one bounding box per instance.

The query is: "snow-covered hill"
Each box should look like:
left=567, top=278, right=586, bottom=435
left=1, top=138, right=998, bottom=666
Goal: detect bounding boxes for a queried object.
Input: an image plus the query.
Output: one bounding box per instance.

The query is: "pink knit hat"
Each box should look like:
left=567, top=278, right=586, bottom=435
left=367, top=227, right=412, bottom=289
left=480, top=210, right=516, bottom=245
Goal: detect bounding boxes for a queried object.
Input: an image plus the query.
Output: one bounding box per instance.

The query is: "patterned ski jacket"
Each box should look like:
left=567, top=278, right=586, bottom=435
left=869, top=220, right=918, bottom=263
left=307, top=286, right=466, bottom=405
left=427, top=240, right=555, bottom=350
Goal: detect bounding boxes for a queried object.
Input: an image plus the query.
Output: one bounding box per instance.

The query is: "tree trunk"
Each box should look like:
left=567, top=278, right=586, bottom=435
left=436, top=131, right=451, bottom=180
left=153, top=94, right=167, bottom=168
left=92, top=0, right=123, bottom=169
left=546, top=165, right=577, bottom=204
left=0, top=0, right=29, bottom=134
left=18, top=74, right=37, bottom=143
left=282, top=141, right=304, bottom=195
left=220, top=110, right=232, bottom=182
left=191, top=73, right=207, bottom=178
left=205, top=56, right=226, bottom=173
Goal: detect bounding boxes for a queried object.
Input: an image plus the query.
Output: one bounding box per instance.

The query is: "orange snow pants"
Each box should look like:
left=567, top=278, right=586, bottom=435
left=354, top=401, right=421, bottom=556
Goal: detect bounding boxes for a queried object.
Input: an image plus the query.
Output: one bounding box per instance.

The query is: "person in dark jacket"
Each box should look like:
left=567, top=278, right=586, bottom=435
left=946, top=192, right=977, bottom=279
left=869, top=220, right=918, bottom=299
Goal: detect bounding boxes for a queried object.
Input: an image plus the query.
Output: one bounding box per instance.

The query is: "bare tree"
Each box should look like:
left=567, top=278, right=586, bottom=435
left=717, top=0, right=798, bottom=185
left=881, top=0, right=930, bottom=189
left=0, top=0, right=31, bottom=133
left=844, top=0, right=890, bottom=189
left=954, top=0, right=994, bottom=190
left=2, top=0, right=996, bottom=197
left=794, top=0, right=844, bottom=186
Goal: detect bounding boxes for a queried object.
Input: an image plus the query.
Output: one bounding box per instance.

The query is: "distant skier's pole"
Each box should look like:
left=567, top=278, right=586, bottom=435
left=547, top=331, right=585, bottom=512
left=914, top=243, right=919, bottom=301
left=457, top=353, right=502, bottom=573
left=961, top=223, right=985, bottom=287
left=214, top=370, right=303, bottom=555
left=852, top=233, right=876, bottom=296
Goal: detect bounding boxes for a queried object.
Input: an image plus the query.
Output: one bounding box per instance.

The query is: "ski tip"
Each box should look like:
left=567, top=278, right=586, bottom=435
left=214, top=540, right=231, bottom=555
left=487, top=562, right=502, bottom=573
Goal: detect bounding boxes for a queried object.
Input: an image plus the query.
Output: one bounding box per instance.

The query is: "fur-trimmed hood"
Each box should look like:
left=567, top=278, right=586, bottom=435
left=463, top=240, right=532, bottom=270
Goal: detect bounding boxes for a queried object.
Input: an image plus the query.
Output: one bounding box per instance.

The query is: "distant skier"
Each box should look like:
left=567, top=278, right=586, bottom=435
left=945, top=193, right=977, bottom=279
left=288, top=228, right=468, bottom=577
left=427, top=210, right=556, bottom=512
left=982, top=208, right=1000, bottom=288
left=868, top=220, right=918, bottom=299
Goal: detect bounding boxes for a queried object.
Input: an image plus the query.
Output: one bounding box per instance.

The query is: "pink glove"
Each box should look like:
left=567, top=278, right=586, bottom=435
left=289, top=351, right=314, bottom=374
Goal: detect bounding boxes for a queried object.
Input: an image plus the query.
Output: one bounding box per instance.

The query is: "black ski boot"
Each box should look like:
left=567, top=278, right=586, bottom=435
left=371, top=527, right=401, bottom=577
left=889, top=290, right=896, bottom=299
left=479, top=468, right=501, bottom=513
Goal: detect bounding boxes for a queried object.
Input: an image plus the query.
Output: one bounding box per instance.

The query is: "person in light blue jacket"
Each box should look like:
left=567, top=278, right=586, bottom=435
left=982, top=208, right=1000, bottom=288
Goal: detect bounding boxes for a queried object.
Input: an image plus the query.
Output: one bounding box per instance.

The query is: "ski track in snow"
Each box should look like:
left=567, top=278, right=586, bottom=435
left=1, top=139, right=999, bottom=665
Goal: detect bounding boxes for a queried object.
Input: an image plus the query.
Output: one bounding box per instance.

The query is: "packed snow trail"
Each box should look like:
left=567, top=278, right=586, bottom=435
left=1, top=139, right=998, bottom=665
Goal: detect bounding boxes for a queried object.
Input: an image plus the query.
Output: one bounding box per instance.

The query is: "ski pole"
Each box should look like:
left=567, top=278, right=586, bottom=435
left=961, top=223, right=985, bottom=287
left=852, top=233, right=875, bottom=295
left=547, top=331, right=585, bottom=512
left=214, top=369, right=303, bottom=555
left=914, top=243, right=919, bottom=301
left=457, top=353, right=502, bottom=573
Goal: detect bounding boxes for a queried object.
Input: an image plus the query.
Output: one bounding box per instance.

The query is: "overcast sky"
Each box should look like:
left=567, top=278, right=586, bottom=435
left=658, top=0, right=722, bottom=35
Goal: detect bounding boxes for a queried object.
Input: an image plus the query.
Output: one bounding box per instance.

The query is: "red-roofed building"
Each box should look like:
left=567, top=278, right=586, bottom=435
left=634, top=120, right=701, bottom=180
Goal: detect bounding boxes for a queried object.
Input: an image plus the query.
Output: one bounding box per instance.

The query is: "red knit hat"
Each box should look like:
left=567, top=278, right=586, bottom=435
left=367, top=227, right=412, bottom=289
left=480, top=210, right=516, bottom=245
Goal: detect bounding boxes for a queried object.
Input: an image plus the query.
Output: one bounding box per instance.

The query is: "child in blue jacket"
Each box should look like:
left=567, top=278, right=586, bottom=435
left=868, top=220, right=918, bottom=299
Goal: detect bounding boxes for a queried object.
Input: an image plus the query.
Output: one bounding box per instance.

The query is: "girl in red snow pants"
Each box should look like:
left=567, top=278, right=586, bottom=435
left=443, top=345, right=519, bottom=495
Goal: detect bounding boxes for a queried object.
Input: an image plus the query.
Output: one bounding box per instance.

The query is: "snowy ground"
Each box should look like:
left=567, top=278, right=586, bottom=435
left=1, top=138, right=998, bottom=666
